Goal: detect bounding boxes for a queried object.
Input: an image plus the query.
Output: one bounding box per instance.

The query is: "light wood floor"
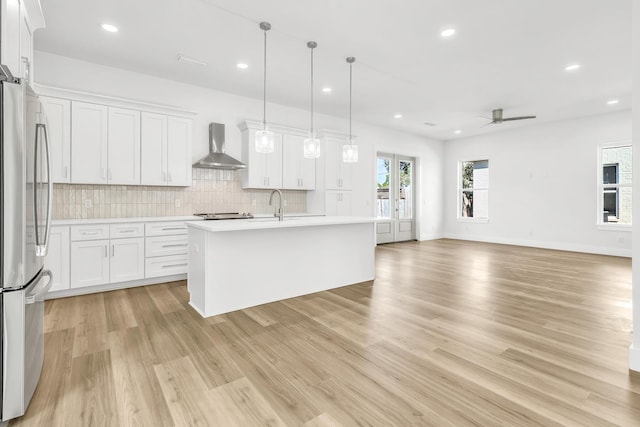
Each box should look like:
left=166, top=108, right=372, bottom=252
left=11, top=239, right=640, bottom=426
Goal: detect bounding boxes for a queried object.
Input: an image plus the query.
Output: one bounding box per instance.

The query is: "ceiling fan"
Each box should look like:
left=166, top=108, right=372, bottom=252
left=483, top=108, right=536, bottom=126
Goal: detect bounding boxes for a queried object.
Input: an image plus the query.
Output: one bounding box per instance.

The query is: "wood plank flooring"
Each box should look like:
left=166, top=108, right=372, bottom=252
left=11, top=239, right=640, bottom=426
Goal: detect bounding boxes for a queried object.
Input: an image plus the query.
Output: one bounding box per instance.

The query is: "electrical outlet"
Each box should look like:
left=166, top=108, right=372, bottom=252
left=283, top=200, right=288, bottom=207
left=252, top=199, right=257, bottom=207
left=84, top=199, right=92, bottom=208
left=175, top=199, right=181, bottom=208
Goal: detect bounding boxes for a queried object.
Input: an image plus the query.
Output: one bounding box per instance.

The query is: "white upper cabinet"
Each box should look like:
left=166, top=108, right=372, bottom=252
left=71, top=103, right=141, bottom=185
left=141, top=113, right=192, bottom=186
left=108, top=107, right=141, bottom=185
left=71, top=101, right=109, bottom=184
left=166, top=116, right=192, bottom=186
left=324, top=137, right=352, bottom=190
left=141, top=112, right=167, bottom=185
left=1, top=0, right=22, bottom=75
left=1, top=0, right=44, bottom=82
left=41, top=96, right=71, bottom=183
left=282, top=134, right=316, bottom=190
left=241, top=128, right=283, bottom=189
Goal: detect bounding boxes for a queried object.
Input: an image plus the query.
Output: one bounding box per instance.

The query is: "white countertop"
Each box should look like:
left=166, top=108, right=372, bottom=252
left=52, top=216, right=205, bottom=226
left=187, top=216, right=375, bottom=232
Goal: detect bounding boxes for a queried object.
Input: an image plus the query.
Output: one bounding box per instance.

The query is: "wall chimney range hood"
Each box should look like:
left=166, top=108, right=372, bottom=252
left=193, top=123, right=247, bottom=170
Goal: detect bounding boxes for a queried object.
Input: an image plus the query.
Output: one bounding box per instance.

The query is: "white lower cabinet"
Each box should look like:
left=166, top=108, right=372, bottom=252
left=326, top=191, right=352, bottom=216
left=70, top=239, right=110, bottom=288
left=110, top=237, right=145, bottom=282
left=48, top=219, right=194, bottom=297
left=45, top=226, right=70, bottom=292
left=69, top=223, right=145, bottom=289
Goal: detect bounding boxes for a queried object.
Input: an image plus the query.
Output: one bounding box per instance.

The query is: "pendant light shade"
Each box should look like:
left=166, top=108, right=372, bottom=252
left=304, top=41, right=321, bottom=158
left=343, top=57, right=358, bottom=163
left=256, top=22, right=275, bottom=153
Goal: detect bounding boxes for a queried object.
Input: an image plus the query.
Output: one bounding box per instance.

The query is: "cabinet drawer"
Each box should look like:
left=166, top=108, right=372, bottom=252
left=145, top=254, right=188, bottom=278
left=70, top=224, right=110, bottom=241
left=146, top=235, right=188, bottom=257
left=145, top=221, right=188, bottom=237
left=110, top=223, right=144, bottom=238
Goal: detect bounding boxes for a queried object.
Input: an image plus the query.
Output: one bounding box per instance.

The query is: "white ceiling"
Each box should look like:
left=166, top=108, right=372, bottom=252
left=35, top=0, right=632, bottom=140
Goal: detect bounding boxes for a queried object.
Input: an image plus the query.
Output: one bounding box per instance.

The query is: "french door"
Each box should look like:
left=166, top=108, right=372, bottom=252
left=376, top=153, right=416, bottom=243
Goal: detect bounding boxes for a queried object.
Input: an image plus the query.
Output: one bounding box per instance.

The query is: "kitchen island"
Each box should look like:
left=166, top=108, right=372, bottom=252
left=187, top=216, right=376, bottom=317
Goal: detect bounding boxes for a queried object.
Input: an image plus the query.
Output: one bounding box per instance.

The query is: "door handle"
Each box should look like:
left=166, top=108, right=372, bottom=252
left=25, top=270, right=54, bottom=304
left=34, top=122, right=53, bottom=257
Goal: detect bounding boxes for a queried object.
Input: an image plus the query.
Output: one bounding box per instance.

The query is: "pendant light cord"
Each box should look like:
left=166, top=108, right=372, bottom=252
left=310, top=46, right=314, bottom=135
left=349, top=61, right=352, bottom=144
left=262, top=29, right=267, bottom=127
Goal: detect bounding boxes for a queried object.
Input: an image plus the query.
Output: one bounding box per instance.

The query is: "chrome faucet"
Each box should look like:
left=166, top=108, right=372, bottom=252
left=269, top=189, right=284, bottom=221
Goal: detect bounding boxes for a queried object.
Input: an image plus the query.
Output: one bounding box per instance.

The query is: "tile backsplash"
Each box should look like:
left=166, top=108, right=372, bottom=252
left=52, top=168, right=307, bottom=219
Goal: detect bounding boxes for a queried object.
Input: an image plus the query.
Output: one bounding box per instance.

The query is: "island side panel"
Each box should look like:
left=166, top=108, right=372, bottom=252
left=187, top=227, right=208, bottom=316
left=194, top=221, right=375, bottom=317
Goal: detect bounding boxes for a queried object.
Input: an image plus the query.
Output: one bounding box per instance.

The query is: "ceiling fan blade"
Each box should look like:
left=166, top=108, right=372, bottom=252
left=502, top=116, right=536, bottom=121
left=481, top=121, right=496, bottom=128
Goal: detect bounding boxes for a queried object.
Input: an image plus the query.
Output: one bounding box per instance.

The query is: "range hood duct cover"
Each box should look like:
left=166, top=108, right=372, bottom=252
left=193, top=123, right=247, bottom=170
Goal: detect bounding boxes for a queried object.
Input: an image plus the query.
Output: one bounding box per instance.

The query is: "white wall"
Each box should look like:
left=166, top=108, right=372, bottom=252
left=629, top=0, right=639, bottom=371
left=34, top=51, right=444, bottom=240
left=443, top=111, right=633, bottom=256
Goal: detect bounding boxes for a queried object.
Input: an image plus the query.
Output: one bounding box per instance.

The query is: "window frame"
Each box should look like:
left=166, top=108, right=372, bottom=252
left=596, top=142, right=632, bottom=230
left=457, top=158, right=489, bottom=223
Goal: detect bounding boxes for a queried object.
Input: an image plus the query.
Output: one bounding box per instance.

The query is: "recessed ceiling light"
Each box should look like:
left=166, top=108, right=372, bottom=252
left=454, top=130, right=462, bottom=134
left=607, top=99, right=620, bottom=105
left=236, top=63, right=249, bottom=70
left=394, top=114, right=403, bottom=119
left=440, top=28, right=456, bottom=38
left=101, top=23, right=118, bottom=33
left=565, top=64, right=581, bottom=71
left=322, top=87, right=332, bottom=93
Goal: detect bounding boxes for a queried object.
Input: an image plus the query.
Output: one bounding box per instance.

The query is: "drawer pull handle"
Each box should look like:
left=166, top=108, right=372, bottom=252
left=162, top=263, right=187, bottom=268
left=82, top=231, right=99, bottom=235
left=161, top=243, right=188, bottom=248
left=119, top=229, right=136, bottom=233
left=161, top=227, right=185, bottom=231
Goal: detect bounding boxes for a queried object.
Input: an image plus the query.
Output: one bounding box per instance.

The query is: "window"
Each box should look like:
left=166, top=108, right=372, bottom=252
left=459, top=159, right=489, bottom=219
left=599, top=145, right=632, bottom=225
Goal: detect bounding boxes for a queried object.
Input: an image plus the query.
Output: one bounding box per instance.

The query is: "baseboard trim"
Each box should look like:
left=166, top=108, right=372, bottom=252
left=441, top=233, right=631, bottom=258
left=419, top=233, right=444, bottom=241
left=45, top=274, right=187, bottom=299
left=629, top=345, right=640, bottom=372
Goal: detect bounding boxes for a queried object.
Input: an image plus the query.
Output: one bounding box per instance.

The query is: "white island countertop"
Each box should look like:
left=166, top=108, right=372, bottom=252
left=187, top=216, right=375, bottom=232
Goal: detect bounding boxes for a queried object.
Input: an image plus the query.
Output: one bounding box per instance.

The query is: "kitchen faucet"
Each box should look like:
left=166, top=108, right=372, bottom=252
left=269, top=189, right=284, bottom=221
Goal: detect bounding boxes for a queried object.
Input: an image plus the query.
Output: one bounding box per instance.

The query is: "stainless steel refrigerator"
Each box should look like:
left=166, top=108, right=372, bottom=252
left=0, top=65, right=53, bottom=422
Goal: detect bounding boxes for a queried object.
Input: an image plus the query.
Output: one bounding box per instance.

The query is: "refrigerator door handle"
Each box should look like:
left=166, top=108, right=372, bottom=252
left=34, top=122, right=52, bottom=257
left=25, top=270, right=53, bottom=304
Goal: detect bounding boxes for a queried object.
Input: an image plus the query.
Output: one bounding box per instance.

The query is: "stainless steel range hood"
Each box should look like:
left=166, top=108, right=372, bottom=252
left=192, top=123, right=246, bottom=170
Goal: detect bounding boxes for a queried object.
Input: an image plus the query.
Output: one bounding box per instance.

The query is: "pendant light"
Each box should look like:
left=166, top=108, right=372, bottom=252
left=343, top=57, right=358, bottom=163
left=255, top=22, right=275, bottom=153
left=303, top=41, right=321, bottom=158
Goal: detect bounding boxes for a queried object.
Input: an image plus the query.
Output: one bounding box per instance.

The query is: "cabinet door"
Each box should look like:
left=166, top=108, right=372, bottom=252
left=108, top=107, right=141, bottom=185
left=282, top=134, right=302, bottom=189
left=71, top=102, right=108, bottom=184
left=282, top=134, right=316, bottom=190
left=110, top=237, right=145, bottom=282
left=325, top=191, right=352, bottom=216
left=1, top=0, right=21, bottom=76
left=243, top=131, right=283, bottom=189
left=44, top=226, right=70, bottom=292
left=141, top=112, right=168, bottom=185
left=167, top=116, right=192, bottom=186
left=324, top=137, right=352, bottom=190
left=19, top=0, right=32, bottom=82
left=70, top=239, right=110, bottom=288
left=41, top=97, right=71, bottom=183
